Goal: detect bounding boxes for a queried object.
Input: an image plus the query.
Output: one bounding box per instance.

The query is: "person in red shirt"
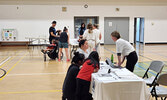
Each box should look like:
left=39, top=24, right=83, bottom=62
left=76, top=51, right=100, bottom=100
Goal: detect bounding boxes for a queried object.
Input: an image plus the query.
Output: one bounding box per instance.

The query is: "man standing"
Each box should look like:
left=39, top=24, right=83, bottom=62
left=111, top=31, right=138, bottom=72
left=49, top=21, right=57, bottom=44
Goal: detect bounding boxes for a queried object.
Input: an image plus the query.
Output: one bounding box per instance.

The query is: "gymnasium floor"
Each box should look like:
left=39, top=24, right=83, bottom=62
left=0, top=44, right=166, bottom=100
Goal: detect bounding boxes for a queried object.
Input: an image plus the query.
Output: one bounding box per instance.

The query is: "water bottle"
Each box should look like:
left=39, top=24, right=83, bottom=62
left=111, top=54, right=114, bottom=63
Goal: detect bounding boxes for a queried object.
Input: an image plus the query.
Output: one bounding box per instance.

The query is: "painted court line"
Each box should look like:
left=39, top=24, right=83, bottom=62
left=0, top=57, right=13, bottom=69
left=0, top=57, right=11, bottom=66
left=0, top=89, right=62, bottom=94
left=7, top=72, right=66, bottom=76
left=0, top=53, right=27, bottom=81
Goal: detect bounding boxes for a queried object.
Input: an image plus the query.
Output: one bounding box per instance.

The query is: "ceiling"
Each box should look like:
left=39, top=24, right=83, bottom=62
left=0, top=0, right=167, bottom=5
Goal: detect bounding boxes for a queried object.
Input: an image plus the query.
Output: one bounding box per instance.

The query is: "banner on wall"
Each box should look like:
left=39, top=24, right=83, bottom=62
left=1, top=29, right=17, bottom=41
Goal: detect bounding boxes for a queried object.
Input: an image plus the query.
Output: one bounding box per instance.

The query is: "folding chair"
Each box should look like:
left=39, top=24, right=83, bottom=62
left=150, top=73, right=167, bottom=100
left=143, top=61, right=164, bottom=87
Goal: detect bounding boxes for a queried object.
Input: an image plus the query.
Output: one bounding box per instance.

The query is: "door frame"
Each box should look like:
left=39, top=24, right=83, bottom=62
left=134, top=17, right=145, bottom=44
left=74, top=16, right=99, bottom=38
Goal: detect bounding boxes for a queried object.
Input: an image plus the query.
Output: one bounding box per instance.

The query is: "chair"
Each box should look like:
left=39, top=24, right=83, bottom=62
left=143, top=61, right=164, bottom=87
left=150, top=73, right=167, bottom=100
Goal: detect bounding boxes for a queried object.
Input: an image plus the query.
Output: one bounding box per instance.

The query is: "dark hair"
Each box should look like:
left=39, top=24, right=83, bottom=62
left=71, top=52, right=85, bottom=64
left=81, top=23, right=85, bottom=28
left=93, top=24, right=99, bottom=29
left=84, top=51, right=99, bottom=68
left=111, top=31, right=121, bottom=39
left=52, top=21, right=57, bottom=24
left=63, top=27, right=68, bottom=32
left=87, top=23, right=93, bottom=33
left=79, top=39, right=87, bottom=48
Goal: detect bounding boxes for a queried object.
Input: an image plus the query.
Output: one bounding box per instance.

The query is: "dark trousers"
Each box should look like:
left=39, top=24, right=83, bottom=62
left=126, top=51, right=138, bottom=72
left=62, top=95, right=75, bottom=100
left=75, top=78, right=93, bottom=100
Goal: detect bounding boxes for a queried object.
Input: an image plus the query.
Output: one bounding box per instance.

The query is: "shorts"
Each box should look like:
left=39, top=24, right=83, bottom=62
left=59, top=42, right=68, bottom=48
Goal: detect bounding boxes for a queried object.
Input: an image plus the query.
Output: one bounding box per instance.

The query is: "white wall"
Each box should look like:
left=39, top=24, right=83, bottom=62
left=0, top=5, right=167, bottom=43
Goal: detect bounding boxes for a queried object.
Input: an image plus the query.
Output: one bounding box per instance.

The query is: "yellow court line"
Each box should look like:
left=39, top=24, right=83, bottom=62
left=0, top=90, right=62, bottom=94
left=0, top=57, right=14, bottom=69
left=0, top=53, right=27, bottom=81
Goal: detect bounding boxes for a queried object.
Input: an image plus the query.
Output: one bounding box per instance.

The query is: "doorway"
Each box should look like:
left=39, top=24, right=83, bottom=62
left=104, top=17, right=129, bottom=44
left=134, top=18, right=145, bottom=44
left=74, top=16, right=99, bottom=38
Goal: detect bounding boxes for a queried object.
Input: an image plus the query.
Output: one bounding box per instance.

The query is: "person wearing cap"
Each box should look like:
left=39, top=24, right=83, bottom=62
left=111, top=31, right=138, bottom=72
left=49, top=21, right=57, bottom=44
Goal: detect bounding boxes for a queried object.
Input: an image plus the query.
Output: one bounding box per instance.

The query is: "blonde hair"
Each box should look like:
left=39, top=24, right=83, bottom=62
left=87, top=23, right=93, bottom=33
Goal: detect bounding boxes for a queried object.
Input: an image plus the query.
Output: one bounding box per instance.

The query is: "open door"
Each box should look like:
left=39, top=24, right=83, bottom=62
left=134, top=17, right=145, bottom=44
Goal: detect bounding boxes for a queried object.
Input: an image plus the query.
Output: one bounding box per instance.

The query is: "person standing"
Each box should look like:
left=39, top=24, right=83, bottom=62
left=83, top=23, right=98, bottom=52
left=78, top=23, right=86, bottom=39
left=93, top=24, right=102, bottom=54
left=49, top=21, right=57, bottom=44
left=62, top=52, right=85, bottom=100
left=58, top=27, right=70, bottom=62
left=111, top=31, right=138, bottom=72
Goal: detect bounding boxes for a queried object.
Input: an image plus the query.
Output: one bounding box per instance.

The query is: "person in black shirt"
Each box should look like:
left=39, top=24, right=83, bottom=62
left=78, top=23, right=86, bottom=39
left=49, top=21, right=57, bottom=44
left=62, top=52, right=85, bottom=100
left=58, top=27, right=70, bottom=62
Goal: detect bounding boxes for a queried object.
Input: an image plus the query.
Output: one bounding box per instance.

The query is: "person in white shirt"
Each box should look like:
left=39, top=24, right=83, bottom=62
left=111, top=31, right=138, bottom=72
left=77, top=39, right=90, bottom=59
left=93, top=24, right=102, bottom=54
left=83, top=23, right=98, bottom=52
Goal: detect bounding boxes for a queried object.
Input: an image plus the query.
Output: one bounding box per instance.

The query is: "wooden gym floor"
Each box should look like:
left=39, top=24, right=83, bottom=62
left=0, top=44, right=166, bottom=100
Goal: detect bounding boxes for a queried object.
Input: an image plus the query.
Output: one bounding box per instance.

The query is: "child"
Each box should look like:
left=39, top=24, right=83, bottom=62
left=62, top=52, right=85, bottom=100
left=76, top=51, right=100, bottom=100
left=41, top=39, right=57, bottom=54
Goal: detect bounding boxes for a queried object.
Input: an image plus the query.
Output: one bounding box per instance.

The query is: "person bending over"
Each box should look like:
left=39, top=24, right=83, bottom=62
left=62, top=52, right=85, bottom=100
left=76, top=51, right=100, bottom=100
left=111, top=31, right=138, bottom=72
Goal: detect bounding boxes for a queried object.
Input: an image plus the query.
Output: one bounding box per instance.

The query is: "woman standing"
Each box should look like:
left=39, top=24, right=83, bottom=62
left=83, top=23, right=98, bottom=52
left=58, top=27, right=70, bottom=62
left=76, top=51, right=100, bottom=100
left=62, top=52, right=85, bottom=100
left=78, top=23, right=86, bottom=39
left=111, top=31, right=138, bottom=72
left=93, top=24, right=102, bottom=54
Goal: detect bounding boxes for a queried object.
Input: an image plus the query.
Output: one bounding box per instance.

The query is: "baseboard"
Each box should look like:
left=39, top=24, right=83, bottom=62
left=145, top=42, right=167, bottom=45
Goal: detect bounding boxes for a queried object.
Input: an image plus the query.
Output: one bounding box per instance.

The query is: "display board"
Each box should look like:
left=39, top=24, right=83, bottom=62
left=1, top=29, right=17, bottom=41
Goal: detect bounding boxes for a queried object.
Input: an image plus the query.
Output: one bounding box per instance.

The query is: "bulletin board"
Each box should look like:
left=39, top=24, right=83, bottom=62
left=1, top=29, right=17, bottom=41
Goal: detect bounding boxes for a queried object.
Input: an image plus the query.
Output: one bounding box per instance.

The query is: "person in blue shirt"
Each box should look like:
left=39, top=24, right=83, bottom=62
left=49, top=21, right=57, bottom=44
left=78, top=23, right=86, bottom=39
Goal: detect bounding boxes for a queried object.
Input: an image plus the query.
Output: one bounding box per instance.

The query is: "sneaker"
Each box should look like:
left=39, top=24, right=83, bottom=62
left=58, top=59, right=61, bottom=62
left=66, top=59, right=70, bottom=62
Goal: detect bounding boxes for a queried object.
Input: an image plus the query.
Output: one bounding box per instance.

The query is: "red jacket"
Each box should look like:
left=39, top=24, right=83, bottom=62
left=77, top=60, right=99, bottom=81
left=47, top=44, right=56, bottom=49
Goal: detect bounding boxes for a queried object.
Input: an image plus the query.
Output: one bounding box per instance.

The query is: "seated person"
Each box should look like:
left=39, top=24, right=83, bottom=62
left=41, top=39, right=57, bottom=54
left=77, top=39, right=90, bottom=58
left=62, top=52, right=85, bottom=100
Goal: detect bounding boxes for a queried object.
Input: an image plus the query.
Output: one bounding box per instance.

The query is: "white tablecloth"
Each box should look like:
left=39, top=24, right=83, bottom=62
left=90, top=61, right=150, bottom=100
